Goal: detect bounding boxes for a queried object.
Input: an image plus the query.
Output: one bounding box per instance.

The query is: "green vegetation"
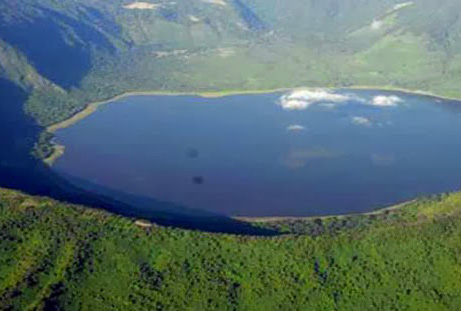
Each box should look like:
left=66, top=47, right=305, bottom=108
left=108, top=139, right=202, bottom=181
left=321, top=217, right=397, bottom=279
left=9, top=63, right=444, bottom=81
left=1, top=188, right=461, bottom=310
left=2, top=0, right=461, bottom=129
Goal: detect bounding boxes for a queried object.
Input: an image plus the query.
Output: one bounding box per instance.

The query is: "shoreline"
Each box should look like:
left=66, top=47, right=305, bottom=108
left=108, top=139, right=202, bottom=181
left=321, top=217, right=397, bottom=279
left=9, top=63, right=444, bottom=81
left=43, top=88, right=290, bottom=165
left=45, top=88, right=290, bottom=133
left=43, top=144, right=65, bottom=166
left=233, top=201, right=414, bottom=223
left=43, top=85, right=461, bottom=165
left=46, top=85, right=461, bottom=134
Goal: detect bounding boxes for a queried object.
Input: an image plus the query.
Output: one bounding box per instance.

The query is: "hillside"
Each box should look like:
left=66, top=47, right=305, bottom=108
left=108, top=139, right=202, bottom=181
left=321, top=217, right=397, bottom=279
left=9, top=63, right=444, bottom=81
left=2, top=0, right=461, bottom=130
left=1, top=188, right=461, bottom=310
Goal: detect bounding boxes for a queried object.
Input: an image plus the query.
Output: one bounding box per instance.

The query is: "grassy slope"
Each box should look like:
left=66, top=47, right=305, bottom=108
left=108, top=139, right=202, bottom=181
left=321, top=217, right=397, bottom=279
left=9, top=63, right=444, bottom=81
left=1, top=0, right=460, bottom=130
left=1, top=188, right=461, bottom=310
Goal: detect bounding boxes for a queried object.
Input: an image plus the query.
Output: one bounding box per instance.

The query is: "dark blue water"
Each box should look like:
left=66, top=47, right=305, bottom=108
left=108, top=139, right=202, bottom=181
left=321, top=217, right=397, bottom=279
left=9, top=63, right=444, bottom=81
left=53, top=89, right=461, bottom=217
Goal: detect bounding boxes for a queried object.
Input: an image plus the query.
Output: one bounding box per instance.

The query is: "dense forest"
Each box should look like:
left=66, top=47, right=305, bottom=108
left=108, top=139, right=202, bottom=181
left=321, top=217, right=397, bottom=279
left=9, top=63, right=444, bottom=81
left=1, top=188, right=461, bottom=310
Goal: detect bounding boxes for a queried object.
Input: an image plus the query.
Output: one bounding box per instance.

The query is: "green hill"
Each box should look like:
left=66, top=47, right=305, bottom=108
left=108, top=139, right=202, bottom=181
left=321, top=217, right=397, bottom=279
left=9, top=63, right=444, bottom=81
left=1, top=188, right=461, bottom=310
left=2, top=0, right=461, bottom=130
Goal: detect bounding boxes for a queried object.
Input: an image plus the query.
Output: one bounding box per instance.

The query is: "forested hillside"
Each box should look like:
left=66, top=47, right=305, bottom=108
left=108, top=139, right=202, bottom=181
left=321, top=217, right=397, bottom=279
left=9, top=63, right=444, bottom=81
left=2, top=0, right=461, bottom=131
left=1, top=188, right=461, bottom=310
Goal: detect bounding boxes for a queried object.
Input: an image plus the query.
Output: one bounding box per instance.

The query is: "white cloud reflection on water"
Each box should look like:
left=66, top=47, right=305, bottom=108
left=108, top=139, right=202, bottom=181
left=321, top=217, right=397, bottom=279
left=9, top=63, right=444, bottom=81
left=278, top=89, right=404, bottom=110
left=286, top=124, right=306, bottom=132
left=278, top=89, right=357, bottom=110
left=351, top=116, right=373, bottom=127
left=370, top=95, right=403, bottom=107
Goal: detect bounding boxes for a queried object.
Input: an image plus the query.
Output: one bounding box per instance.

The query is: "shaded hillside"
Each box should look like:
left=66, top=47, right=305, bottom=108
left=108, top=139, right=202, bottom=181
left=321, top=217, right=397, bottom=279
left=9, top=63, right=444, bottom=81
left=1, top=188, right=461, bottom=310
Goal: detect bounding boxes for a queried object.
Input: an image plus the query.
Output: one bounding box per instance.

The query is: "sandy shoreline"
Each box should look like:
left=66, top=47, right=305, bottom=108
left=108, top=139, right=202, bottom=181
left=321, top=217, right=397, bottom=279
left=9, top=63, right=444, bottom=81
left=45, top=88, right=290, bottom=134
left=43, top=88, right=289, bottom=164
left=233, top=201, right=415, bottom=223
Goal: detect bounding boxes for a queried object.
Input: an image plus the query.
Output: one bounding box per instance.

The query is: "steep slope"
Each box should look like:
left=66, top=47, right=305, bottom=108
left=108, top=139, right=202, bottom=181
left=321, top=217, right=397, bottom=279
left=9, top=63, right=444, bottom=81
left=0, top=39, right=57, bottom=91
left=2, top=2, right=461, bottom=121
left=1, top=0, right=461, bottom=128
left=0, top=0, right=269, bottom=126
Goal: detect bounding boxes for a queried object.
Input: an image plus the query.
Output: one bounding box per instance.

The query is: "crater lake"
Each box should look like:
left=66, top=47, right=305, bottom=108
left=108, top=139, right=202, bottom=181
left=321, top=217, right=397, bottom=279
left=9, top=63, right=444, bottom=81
left=52, top=89, right=461, bottom=217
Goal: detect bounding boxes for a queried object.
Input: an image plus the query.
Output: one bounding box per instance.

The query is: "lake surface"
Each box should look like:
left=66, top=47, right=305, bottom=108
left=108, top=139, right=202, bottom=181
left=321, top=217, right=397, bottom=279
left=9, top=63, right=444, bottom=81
left=53, top=89, right=461, bottom=217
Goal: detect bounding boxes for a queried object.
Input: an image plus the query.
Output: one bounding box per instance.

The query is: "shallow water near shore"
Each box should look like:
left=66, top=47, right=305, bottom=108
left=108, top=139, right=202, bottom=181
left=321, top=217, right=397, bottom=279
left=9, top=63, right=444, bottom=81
left=53, top=89, right=461, bottom=217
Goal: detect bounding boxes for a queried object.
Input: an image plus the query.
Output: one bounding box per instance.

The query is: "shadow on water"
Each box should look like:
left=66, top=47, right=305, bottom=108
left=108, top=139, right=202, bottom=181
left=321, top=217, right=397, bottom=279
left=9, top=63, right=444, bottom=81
left=56, top=173, right=279, bottom=235
left=0, top=78, right=278, bottom=236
